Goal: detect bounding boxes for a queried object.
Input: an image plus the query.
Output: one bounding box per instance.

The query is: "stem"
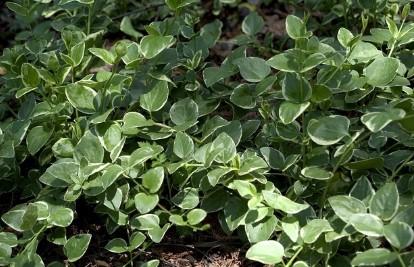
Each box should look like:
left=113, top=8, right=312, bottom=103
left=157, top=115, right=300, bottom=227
left=388, top=152, right=414, bottom=181
left=393, top=247, right=407, bottom=267
left=87, top=3, right=93, bottom=35
left=388, top=17, right=407, bottom=57
left=285, top=247, right=303, bottom=267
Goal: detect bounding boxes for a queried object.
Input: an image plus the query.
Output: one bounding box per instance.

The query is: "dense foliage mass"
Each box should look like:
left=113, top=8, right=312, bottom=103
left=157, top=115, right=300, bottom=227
left=0, top=0, right=414, bottom=266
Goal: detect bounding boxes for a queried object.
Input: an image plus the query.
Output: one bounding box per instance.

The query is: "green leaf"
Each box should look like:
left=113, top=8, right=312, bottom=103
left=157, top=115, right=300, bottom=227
left=370, top=182, right=399, bottom=220
left=337, top=28, right=354, bottom=48
left=242, top=12, right=264, bottom=35
left=172, top=188, right=199, bottom=210
left=134, top=193, right=159, bottom=214
left=70, top=41, right=85, bottom=67
left=139, top=35, right=175, bottom=59
left=246, top=240, right=284, bottom=265
left=74, top=132, right=104, bottom=163
left=105, top=238, right=128, bottom=253
left=212, top=133, right=236, bottom=163
left=307, top=115, right=350, bottom=145
left=260, top=147, right=285, bottom=170
left=348, top=41, right=382, bottom=63
left=170, top=98, right=199, bottom=126
left=351, top=248, right=398, bottom=266
left=129, top=232, right=146, bottom=250
left=383, top=222, right=414, bottom=250
left=52, top=138, right=74, bottom=158
left=349, top=213, right=384, bottom=237
left=285, top=15, right=307, bottom=39
left=141, top=167, right=164, bottom=193
left=140, top=80, right=169, bottom=112
left=230, top=84, right=256, bottom=109
left=300, top=219, right=333, bottom=244
left=64, top=234, right=92, bottom=262
left=245, top=215, right=278, bottom=243
left=279, top=101, right=310, bottom=124
left=263, top=191, right=309, bottom=214
left=39, top=162, right=78, bottom=187
left=140, top=260, right=160, bottom=267
left=349, top=176, right=375, bottom=205
left=361, top=109, right=405, bottom=132
left=282, top=73, right=312, bottom=103
left=301, top=166, right=333, bottom=180
left=148, top=224, right=170, bottom=243
left=173, top=132, right=194, bottom=159
left=21, top=63, right=40, bottom=88
left=328, top=195, right=366, bottom=223
left=89, top=48, right=115, bottom=65
left=238, top=152, right=268, bottom=175
left=65, top=84, right=97, bottom=114
left=364, top=57, right=399, bottom=86
left=48, top=206, right=74, bottom=227
left=26, top=125, right=52, bottom=155
left=187, top=209, right=207, bottom=225
left=234, top=57, right=270, bottom=83
left=165, top=0, right=198, bottom=10
left=224, top=197, right=248, bottom=231
left=120, top=16, right=142, bottom=39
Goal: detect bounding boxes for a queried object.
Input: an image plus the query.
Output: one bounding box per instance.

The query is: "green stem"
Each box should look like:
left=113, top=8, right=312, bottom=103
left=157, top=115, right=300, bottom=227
left=285, top=247, right=303, bottom=267
left=388, top=152, right=414, bottom=181
left=388, top=17, right=406, bottom=57
left=393, top=247, right=407, bottom=267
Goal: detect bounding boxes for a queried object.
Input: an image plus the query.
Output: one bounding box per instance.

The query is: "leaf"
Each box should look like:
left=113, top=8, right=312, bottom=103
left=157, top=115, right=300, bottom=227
left=279, top=101, right=310, bottom=125
left=140, top=80, right=169, bottom=112
left=246, top=240, right=284, bottom=265
left=89, top=48, right=115, bottom=65
left=148, top=224, right=170, bottom=243
left=21, top=63, right=40, bottom=88
left=301, top=166, right=333, bottom=180
left=337, top=27, right=354, bottom=48
left=173, top=132, right=194, bottom=159
left=141, top=167, right=164, bottom=193
left=139, top=35, right=175, bottom=59
left=70, top=41, right=85, bottom=67
left=348, top=41, right=382, bottom=63
left=349, top=213, right=384, bottom=237
left=48, top=206, right=74, bottom=227
left=230, top=84, right=256, bottom=109
left=351, top=249, right=398, bottom=266
left=120, top=16, right=142, bottom=39
left=242, top=12, right=264, bottom=35
left=282, top=73, right=312, bottom=103
left=165, top=0, right=198, bottom=10
left=170, top=98, right=199, bottom=126
left=300, top=219, right=333, bottom=244
left=364, top=57, right=399, bottom=86
left=64, top=234, right=92, bottom=262
left=361, top=109, right=405, bottom=132
left=212, top=133, right=236, bottom=163
left=234, top=57, right=270, bottom=83
left=172, top=188, right=199, bottom=210
left=105, top=238, right=128, bottom=253
left=224, top=197, right=248, bottom=231
left=307, top=115, right=350, bottom=145
left=52, top=138, right=74, bottom=158
left=74, top=132, right=104, bottom=163
left=134, top=193, right=159, bottom=214
left=263, top=191, right=309, bottom=214
left=328, top=195, right=366, bottom=223
left=370, top=182, right=399, bottom=221
left=383, top=222, right=414, bottom=250
left=260, top=147, right=285, bottom=170
left=245, top=215, right=278, bottom=243
left=285, top=15, right=307, bottom=39
left=26, top=125, right=52, bottom=155
left=187, top=209, right=207, bottom=225
left=65, top=84, right=97, bottom=114
left=129, top=232, right=146, bottom=250
left=238, top=153, right=268, bottom=175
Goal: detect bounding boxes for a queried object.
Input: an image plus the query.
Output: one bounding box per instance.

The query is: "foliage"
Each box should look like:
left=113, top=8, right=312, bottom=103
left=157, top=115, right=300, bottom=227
left=0, top=0, right=414, bottom=266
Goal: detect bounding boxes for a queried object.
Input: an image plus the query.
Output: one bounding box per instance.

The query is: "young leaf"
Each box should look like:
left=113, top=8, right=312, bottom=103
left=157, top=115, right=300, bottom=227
left=285, top=15, right=307, bottom=39
left=361, top=109, right=405, bottom=132
left=187, top=209, right=207, bottom=225
left=70, top=42, right=85, bottom=67
left=21, top=63, right=40, bottom=88
left=301, top=166, right=333, bottom=180
left=141, top=167, right=164, bottom=193
left=263, top=191, right=309, bottom=214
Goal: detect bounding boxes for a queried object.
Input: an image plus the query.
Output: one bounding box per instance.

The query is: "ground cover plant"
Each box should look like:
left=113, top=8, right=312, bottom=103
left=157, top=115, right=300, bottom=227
left=0, top=0, right=414, bottom=266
